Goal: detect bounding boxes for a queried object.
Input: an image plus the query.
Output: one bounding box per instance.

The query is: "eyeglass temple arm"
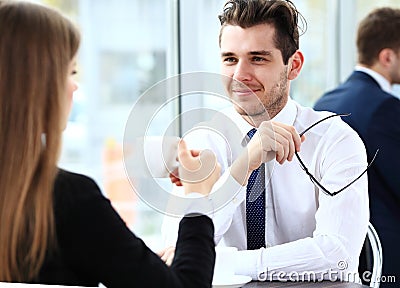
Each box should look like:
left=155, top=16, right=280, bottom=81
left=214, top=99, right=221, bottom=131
left=329, top=148, right=379, bottom=196
left=295, top=149, right=379, bottom=197
left=294, top=151, right=330, bottom=194
left=299, top=113, right=351, bottom=137
left=296, top=112, right=378, bottom=197
left=294, top=113, right=351, bottom=195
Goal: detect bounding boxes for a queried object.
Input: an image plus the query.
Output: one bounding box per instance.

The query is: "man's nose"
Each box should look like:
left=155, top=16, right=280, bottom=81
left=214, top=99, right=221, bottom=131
left=233, top=60, right=252, bottom=82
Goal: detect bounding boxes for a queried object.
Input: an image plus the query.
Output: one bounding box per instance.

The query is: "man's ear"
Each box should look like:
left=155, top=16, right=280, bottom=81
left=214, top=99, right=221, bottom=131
left=287, top=50, right=304, bottom=80
left=378, top=48, right=396, bottom=68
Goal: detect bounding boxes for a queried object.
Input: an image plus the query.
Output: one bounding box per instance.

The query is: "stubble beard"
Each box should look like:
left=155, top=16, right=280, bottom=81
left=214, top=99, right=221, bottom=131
left=235, top=69, right=289, bottom=125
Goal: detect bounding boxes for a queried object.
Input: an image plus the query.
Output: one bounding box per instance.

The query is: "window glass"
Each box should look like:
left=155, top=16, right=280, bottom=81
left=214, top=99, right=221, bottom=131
left=356, top=0, right=400, bottom=20
left=41, top=0, right=171, bottom=250
left=291, top=0, right=330, bottom=106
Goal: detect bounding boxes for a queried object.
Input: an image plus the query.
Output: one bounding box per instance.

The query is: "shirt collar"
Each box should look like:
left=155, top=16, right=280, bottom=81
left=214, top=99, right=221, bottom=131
left=355, top=65, right=392, bottom=94
left=272, top=98, right=297, bottom=126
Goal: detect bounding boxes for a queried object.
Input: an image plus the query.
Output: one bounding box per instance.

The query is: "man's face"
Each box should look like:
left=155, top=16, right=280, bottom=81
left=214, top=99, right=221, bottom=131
left=220, top=23, right=290, bottom=121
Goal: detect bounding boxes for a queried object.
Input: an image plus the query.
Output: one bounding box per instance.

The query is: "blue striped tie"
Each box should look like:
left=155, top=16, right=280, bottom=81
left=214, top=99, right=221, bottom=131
left=246, top=128, right=266, bottom=250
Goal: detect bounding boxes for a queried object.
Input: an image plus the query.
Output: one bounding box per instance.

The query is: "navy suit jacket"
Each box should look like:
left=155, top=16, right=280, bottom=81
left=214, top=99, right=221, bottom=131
left=314, top=71, right=400, bottom=284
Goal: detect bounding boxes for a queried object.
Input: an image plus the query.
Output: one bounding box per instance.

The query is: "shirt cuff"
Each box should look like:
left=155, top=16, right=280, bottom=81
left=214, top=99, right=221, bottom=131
left=209, top=168, right=246, bottom=212
left=234, top=249, right=265, bottom=280
left=183, top=192, right=215, bottom=216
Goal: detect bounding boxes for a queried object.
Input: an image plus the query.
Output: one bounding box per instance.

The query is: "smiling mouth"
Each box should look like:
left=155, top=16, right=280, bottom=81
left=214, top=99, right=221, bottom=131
left=232, top=89, right=260, bottom=97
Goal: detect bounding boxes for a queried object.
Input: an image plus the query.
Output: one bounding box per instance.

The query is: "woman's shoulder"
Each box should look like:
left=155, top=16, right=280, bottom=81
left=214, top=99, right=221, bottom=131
left=56, top=168, right=96, bottom=184
left=54, top=168, right=104, bottom=206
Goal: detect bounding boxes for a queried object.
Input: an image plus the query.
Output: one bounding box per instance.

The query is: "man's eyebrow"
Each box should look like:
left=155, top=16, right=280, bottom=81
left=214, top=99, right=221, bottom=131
left=220, top=50, right=273, bottom=57
left=221, top=52, right=235, bottom=57
left=249, top=50, right=272, bottom=56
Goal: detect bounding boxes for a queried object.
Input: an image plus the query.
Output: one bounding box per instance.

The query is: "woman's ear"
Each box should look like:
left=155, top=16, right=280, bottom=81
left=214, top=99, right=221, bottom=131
left=287, top=50, right=304, bottom=80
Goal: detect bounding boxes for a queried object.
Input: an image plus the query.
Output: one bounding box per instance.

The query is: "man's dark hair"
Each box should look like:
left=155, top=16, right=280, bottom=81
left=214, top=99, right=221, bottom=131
left=218, top=0, right=306, bottom=64
left=357, top=7, right=400, bottom=66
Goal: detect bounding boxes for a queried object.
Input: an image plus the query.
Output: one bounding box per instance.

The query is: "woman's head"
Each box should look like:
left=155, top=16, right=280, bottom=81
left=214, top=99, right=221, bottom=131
left=0, top=0, right=80, bottom=137
left=0, top=1, right=80, bottom=281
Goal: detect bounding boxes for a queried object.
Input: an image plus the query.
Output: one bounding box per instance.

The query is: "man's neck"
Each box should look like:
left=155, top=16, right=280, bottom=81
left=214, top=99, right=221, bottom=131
left=357, top=63, right=391, bottom=84
left=241, top=108, right=281, bottom=127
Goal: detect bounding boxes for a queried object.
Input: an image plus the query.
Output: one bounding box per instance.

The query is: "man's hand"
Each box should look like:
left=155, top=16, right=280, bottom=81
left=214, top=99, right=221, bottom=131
left=177, top=140, right=221, bottom=196
left=231, top=121, right=305, bottom=185
left=169, top=150, right=201, bottom=187
left=158, top=246, right=175, bottom=266
left=248, top=121, right=304, bottom=167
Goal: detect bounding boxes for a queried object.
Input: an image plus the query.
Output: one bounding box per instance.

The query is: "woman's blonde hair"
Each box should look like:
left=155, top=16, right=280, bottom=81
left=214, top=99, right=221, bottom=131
left=0, top=1, right=80, bottom=281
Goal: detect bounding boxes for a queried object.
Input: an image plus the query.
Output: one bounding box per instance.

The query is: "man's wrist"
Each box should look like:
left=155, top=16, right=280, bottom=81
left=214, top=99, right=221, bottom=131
left=184, top=184, right=210, bottom=196
left=230, top=155, right=252, bottom=186
left=183, top=193, right=214, bottom=217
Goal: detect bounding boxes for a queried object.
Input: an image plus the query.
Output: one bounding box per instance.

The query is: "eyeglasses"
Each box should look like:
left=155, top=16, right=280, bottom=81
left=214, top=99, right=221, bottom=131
left=294, top=113, right=378, bottom=197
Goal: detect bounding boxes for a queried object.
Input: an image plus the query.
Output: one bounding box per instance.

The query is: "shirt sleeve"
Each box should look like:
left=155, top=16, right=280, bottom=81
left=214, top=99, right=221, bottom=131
left=233, top=123, right=369, bottom=282
left=162, top=126, right=237, bottom=246
left=161, top=169, right=246, bottom=246
left=209, top=169, right=246, bottom=244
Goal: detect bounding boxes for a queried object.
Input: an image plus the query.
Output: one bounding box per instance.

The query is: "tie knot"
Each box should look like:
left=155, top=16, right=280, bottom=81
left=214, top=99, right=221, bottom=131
left=247, top=128, right=257, bottom=139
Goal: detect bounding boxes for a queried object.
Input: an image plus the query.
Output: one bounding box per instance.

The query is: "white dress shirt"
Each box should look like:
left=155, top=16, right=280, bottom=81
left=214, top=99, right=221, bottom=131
left=162, top=99, right=369, bottom=282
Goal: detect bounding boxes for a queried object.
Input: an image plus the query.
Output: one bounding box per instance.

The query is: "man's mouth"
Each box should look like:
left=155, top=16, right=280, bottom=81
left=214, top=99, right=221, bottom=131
left=232, top=88, right=260, bottom=97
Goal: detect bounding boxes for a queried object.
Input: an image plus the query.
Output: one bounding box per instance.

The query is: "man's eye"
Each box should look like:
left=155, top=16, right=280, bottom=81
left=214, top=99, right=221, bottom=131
left=252, top=57, right=265, bottom=62
left=223, top=57, right=237, bottom=63
left=71, top=70, right=77, bottom=75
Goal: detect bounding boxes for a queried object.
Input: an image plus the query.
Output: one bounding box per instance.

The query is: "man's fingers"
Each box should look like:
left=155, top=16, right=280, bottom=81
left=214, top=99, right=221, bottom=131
left=170, top=174, right=182, bottom=186
left=255, top=121, right=302, bottom=165
left=179, top=149, right=218, bottom=184
left=160, top=246, right=175, bottom=266
left=272, top=142, right=285, bottom=164
left=273, top=127, right=295, bottom=162
left=177, top=139, right=191, bottom=162
left=173, top=141, right=219, bottom=185
left=287, top=124, right=302, bottom=152
left=191, top=149, right=201, bottom=157
left=272, top=122, right=302, bottom=152
left=169, top=167, right=182, bottom=186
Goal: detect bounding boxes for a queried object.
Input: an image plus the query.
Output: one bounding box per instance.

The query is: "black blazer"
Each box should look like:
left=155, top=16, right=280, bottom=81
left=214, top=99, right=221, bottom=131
left=36, top=169, right=215, bottom=287
left=314, top=71, right=400, bottom=285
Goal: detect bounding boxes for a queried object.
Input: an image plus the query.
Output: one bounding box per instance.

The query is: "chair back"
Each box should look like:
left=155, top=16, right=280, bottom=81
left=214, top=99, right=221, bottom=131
left=359, top=222, right=382, bottom=288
